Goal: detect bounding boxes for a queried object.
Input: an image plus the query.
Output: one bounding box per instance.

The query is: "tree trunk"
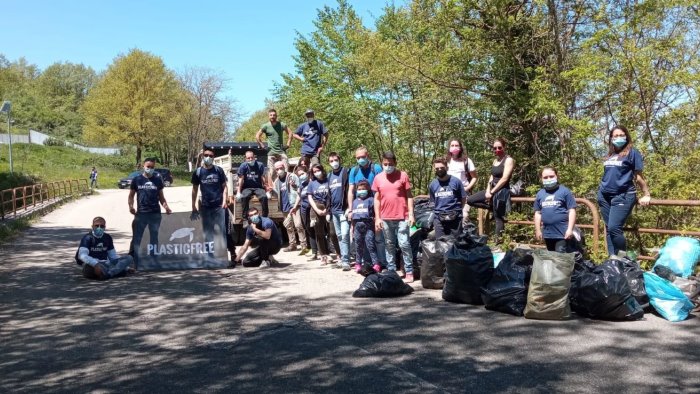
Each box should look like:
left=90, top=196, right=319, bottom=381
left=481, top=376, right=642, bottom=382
left=135, top=145, right=142, bottom=168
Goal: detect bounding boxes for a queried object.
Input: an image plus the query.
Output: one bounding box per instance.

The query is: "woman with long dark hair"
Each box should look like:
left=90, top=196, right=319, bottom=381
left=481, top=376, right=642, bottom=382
left=467, top=137, right=515, bottom=242
left=446, top=139, right=478, bottom=221
left=598, top=126, right=651, bottom=257
left=307, top=163, right=334, bottom=265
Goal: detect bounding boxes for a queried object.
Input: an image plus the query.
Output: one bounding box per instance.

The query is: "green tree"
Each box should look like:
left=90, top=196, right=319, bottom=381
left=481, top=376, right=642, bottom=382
left=82, top=49, right=182, bottom=165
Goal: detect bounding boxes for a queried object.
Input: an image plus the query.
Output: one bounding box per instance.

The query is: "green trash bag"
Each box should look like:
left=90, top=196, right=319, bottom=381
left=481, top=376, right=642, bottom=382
left=524, top=249, right=575, bottom=320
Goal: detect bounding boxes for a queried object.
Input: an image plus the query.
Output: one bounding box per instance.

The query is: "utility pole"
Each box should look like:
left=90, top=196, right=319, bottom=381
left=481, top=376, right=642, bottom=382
left=0, top=101, right=12, bottom=174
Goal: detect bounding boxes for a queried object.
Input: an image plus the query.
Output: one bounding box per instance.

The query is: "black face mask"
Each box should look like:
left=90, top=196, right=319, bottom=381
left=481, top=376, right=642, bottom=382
left=435, top=169, right=447, bottom=178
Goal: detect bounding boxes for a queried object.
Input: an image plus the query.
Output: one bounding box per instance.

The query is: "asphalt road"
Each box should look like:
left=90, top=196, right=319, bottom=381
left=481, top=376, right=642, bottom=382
left=1, top=187, right=698, bottom=393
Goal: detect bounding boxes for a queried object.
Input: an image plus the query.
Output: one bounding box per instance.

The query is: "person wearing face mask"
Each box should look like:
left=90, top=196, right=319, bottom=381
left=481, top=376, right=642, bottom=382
left=291, top=109, right=329, bottom=167
left=348, top=180, right=380, bottom=273
left=598, top=126, right=652, bottom=257
left=128, top=158, right=172, bottom=268
left=534, top=167, right=578, bottom=253
left=307, top=164, right=334, bottom=265
left=236, top=151, right=269, bottom=221
left=467, top=137, right=515, bottom=243
left=372, top=151, right=416, bottom=283
left=294, top=165, right=318, bottom=259
left=191, top=148, right=229, bottom=260
left=77, top=216, right=135, bottom=279
left=235, top=208, right=283, bottom=268
left=446, top=139, right=477, bottom=222
left=327, top=152, right=351, bottom=270
left=273, top=161, right=307, bottom=253
left=347, top=145, right=387, bottom=267
left=430, top=158, right=467, bottom=238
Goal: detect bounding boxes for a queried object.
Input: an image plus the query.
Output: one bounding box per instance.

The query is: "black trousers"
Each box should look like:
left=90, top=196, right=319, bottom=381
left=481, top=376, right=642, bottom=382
left=242, top=237, right=282, bottom=267
left=240, top=188, right=269, bottom=219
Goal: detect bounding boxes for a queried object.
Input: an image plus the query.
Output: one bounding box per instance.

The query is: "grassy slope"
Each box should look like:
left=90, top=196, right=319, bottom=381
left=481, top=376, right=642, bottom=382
left=0, top=144, right=189, bottom=190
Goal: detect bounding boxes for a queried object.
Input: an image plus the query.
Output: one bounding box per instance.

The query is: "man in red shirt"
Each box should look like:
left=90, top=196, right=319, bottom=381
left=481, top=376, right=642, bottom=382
left=372, top=151, right=415, bottom=283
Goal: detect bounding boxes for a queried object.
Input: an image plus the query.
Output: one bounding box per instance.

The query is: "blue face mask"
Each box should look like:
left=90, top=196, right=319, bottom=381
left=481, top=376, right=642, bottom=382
left=357, top=157, right=369, bottom=167
left=203, top=157, right=214, bottom=166
left=249, top=215, right=261, bottom=224
left=612, top=137, right=627, bottom=148
left=247, top=159, right=255, bottom=166
left=299, top=174, right=308, bottom=183
left=144, top=167, right=154, bottom=176
left=543, top=178, right=558, bottom=190
left=93, top=227, right=105, bottom=238
left=357, top=190, right=369, bottom=198
left=383, top=165, right=395, bottom=174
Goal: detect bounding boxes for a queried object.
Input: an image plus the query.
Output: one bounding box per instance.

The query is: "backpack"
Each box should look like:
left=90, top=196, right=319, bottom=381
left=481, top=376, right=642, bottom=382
left=463, top=159, right=473, bottom=183
left=75, top=232, right=96, bottom=265
left=196, top=165, right=225, bottom=181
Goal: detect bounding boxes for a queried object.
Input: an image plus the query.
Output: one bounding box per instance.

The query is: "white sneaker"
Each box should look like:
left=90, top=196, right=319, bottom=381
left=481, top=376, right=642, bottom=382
left=260, top=260, right=271, bottom=268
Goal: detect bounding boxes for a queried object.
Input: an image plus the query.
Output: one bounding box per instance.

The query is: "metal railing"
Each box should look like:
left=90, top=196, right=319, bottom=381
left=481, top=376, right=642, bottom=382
left=476, top=196, right=700, bottom=260
left=0, top=179, right=90, bottom=220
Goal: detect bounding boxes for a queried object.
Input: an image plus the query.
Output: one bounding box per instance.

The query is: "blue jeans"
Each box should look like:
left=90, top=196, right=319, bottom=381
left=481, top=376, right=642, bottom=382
left=201, top=206, right=225, bottom=247
left=597, top=190, right=636, bottom=255
left=83, top=255, right=134, bottom=279
left=132, top=212, right=162, bottom=268
left=331, top=212, right=351, bottom=263
left=353, top=221, right=379, bottom=265
left=381, top=219, right=413, bottom=273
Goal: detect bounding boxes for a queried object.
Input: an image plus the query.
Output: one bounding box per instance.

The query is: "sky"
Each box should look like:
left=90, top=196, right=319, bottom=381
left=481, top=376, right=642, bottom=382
left=3, top=0, right=395, bottom=117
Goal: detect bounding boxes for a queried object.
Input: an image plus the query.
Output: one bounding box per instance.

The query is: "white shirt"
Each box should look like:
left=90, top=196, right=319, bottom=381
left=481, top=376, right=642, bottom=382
left=447, top=158, right=476, bottom=187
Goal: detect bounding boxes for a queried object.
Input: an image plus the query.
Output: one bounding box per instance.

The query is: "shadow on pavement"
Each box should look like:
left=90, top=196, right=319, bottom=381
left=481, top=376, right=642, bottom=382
left=1, top=226, right=699, bottom=393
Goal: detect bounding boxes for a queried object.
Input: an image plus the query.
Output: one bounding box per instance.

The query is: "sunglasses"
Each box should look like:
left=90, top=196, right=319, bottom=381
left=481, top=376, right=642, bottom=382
left=492, top=146, right=504, bottom=151
left=203, top=154, right=214, bottom=158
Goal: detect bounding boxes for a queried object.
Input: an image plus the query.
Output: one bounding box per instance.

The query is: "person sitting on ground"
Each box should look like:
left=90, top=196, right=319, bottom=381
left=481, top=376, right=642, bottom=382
left=236, top=150, right=269, bottom=220
left=349, top=180, right=380, bottom=274
left=430, top=157, right=467, bottom=238
left=534, top=166, right=579, bottom=253
left=77, top=216, right=134, bottom=280
left=234, top=208, right=283, bottom=268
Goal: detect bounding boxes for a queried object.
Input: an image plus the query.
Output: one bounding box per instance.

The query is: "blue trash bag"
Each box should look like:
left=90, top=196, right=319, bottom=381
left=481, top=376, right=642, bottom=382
left=643, top=272, right=694, bottom=322
left=653, top=237, right=700, bottom=278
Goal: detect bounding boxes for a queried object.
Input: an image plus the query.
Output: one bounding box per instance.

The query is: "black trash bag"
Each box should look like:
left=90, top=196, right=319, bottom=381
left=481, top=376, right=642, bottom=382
left=352, top=271, right=414, bottom=298
left=442, top=232, right=494, bottom=304
left=482, top=250, right=534, bottom=316
left=461, top=222, right=489, bottom=246
left=617, top=257, right=651, bottom=310
left=569, top=259, right=644, bottom=321
left=420, top=236, right=455, bottom=289
left=524, top=250, right=575, bottom=320
left=413, top=197, right=435, bottom=231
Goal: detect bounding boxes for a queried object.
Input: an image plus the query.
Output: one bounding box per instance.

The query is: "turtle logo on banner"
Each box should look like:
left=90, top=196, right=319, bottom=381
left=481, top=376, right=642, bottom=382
left=136, top=211, right=228, bottom=271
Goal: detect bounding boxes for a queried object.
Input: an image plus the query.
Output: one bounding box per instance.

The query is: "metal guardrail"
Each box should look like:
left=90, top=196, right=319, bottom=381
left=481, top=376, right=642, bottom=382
left=476, top=196, right=700, bottom=260
left=0, top=179, right=90, bottom=220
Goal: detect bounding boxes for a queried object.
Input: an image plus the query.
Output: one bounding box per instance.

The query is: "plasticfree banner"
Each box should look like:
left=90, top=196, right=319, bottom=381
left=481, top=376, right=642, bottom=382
left=135, top=211, right=228, bottom=271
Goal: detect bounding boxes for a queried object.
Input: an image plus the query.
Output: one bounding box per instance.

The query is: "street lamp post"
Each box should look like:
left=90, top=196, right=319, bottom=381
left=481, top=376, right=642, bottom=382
left=1, top=101, right=12, bottom=174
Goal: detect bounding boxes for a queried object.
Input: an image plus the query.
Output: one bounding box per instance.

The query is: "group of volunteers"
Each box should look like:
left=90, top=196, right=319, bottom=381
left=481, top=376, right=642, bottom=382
left=77, top=107, right=652, bottom=283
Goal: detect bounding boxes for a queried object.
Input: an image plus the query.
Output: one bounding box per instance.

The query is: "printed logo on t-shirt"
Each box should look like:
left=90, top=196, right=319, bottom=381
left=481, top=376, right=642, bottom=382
left=330, top=178, right=342, bottom=190
left=603, top=155, right=623, bottom=167
left=541, top=194, right=561, bottom=208
left=138, top=181, right=158, bottom=191
left=353, top=203, right=369, bottom=214
left=201, top=174, right=220, bottom=185
left=434, top=186, right=454, bottom=199
left=90, top=242, right=107, bottom=253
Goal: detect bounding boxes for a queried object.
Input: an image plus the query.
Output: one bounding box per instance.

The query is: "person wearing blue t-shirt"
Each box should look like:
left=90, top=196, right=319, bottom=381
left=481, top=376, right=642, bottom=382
left=128, top=158, right=172, bottom=268
left=236, top=151, right=269, bottom=220
left=307, top=163, right=334, bottom=266
left=77, top=216, right=134, bottom=279
left=429, top=158, right=467, bottom=238
left=597, top=126, right=652, bottom=256
left=349, top=180, right=381, bottom=274
left=292, top=109, right=328, bottom=167
left=327, top=152, right=351, bottom=270
left=235, top=208, right=282, bottom=268
left=191, top=148, right=230, bottom=262
left=347, top=146, right=387, bottom=266
left=534, top=167, right=578, bottom=253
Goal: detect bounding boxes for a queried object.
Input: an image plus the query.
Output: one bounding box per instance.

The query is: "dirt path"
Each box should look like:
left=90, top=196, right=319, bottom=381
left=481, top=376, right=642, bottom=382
left=0, top=187, right=698, bottom=393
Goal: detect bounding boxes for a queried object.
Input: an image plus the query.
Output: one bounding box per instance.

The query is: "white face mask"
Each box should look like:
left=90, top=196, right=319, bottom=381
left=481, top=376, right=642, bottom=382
left=313, top=171, right=322, bottom=179
left=277, top=169, right=285, bottom=177
left=203, top=157, right=214, bottom=166
left=383, top=165, right=395, bottom=174
left=329, top=161, right=340, bottom=170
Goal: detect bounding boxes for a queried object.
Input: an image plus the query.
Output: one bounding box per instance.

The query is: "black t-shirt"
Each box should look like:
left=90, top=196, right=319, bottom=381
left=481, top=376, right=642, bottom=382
left=192, top=166, right=227, bottom=208
left=79, top=233, right=115, bottom=261
left=131, top=174, right=164, bottom=213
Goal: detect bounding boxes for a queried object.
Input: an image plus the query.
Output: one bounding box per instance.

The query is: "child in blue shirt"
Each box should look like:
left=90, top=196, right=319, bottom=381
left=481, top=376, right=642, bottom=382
left=349, top=180, right=380, bottom=273
left=534, top=167, right=578, bottom=253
